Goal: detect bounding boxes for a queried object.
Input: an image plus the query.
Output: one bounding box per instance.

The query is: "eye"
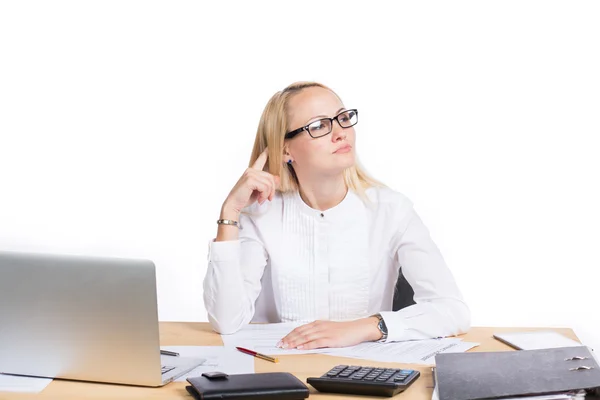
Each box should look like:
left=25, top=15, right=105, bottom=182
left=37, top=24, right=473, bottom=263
left=310, top=121, right=326, bottom=130
left=341, top=110, right=355, bottom=121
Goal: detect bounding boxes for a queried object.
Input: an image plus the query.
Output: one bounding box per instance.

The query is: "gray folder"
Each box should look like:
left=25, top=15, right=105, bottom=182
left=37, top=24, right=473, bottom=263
left=435, top=346, right=600, bottom=400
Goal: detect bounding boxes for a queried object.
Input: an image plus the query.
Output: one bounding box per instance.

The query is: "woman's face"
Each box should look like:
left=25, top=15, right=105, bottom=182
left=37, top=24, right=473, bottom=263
left=285, top=87, right=356, bottom=177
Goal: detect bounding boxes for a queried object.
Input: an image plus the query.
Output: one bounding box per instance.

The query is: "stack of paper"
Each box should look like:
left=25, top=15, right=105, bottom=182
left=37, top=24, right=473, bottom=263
left=220, top=323, right=479, bottom=364
left=220, top=323, right=337, bottom=355
left=160, top=346, right=255, bottom=382
left=433, top=387, right=587, bottom=400
left=331, top=338, right=479, bottom=365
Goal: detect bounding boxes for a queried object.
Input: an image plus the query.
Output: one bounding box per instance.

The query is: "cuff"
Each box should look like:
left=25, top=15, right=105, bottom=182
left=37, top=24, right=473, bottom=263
left=379, top=311, right=409, bottom=343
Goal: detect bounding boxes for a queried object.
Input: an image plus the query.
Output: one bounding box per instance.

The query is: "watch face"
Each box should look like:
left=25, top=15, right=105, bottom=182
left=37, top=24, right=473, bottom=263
left=378, top=319, right=388, bottom=334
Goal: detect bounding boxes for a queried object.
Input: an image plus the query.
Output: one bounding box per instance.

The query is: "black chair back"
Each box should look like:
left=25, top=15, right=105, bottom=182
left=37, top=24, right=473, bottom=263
left=392, top=270, right=416, bottom=311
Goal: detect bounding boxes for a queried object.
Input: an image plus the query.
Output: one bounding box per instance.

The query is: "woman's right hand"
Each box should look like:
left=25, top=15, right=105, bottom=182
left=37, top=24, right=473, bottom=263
left=221, top=148, right=280, bottom=219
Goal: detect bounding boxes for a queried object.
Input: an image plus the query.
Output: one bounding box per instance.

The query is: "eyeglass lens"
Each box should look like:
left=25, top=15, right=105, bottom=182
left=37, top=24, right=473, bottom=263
left=307, top=110, right=358, bottom=137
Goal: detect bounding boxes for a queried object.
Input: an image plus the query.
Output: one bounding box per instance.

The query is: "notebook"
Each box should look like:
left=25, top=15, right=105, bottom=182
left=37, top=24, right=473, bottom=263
left=493, top=331, right=583, bottom=351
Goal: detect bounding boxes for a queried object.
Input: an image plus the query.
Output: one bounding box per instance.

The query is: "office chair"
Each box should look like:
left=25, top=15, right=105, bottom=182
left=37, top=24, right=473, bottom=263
left=392, top=269, right=416, bottom=311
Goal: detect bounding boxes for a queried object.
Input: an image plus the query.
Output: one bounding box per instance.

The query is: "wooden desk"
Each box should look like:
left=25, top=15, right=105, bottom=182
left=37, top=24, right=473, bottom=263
left=1, top=324, right=579, bottom=400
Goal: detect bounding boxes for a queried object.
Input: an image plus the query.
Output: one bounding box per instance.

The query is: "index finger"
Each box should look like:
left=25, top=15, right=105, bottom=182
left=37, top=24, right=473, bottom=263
left=278, top=321, right=316, bottom=347
left=252, top=148, right=268, bottom=170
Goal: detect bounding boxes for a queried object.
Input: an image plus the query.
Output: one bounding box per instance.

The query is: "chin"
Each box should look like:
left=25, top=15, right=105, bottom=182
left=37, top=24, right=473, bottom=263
left=334, top=155, right=356, bottom=172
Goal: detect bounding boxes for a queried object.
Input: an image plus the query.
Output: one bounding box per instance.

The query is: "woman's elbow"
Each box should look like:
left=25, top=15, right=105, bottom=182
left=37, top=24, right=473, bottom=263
left=204, top=299, right=252, bottom=335
left=208, top=314, right=245, bottom=335
left=450, top=301, right=471, bottom=335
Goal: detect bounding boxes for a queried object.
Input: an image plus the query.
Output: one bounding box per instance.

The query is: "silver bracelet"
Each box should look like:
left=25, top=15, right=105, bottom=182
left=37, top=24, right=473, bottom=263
left=217, top=219, right=242, bottom=229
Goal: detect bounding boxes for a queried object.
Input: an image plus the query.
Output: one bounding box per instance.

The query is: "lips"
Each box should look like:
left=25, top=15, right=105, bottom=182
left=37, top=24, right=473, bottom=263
left=333, top=144, right=352, bottom=154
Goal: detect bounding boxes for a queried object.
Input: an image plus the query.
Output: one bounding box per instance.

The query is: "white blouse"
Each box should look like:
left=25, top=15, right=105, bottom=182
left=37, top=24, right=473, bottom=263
left=203, top=187, right=471, bottom=342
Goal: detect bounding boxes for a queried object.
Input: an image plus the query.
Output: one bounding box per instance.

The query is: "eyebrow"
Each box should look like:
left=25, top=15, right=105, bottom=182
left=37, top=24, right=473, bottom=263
left=305, top=107, right=346, bottom=125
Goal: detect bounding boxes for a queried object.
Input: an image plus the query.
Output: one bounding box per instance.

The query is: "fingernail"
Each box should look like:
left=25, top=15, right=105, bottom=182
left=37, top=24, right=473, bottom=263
left=282, top=342, right=288, bottom=349
left=296, top=345, right=304, bottom=350
left=276, top=341, right=282, bottom=348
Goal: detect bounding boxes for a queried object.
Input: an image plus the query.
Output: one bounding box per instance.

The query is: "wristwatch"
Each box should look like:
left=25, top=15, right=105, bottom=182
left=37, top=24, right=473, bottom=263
left=372, top=313, right=388, bottom=342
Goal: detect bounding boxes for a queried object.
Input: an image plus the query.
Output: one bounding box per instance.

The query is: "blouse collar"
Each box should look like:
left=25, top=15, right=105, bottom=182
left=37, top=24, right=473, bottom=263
left=289, top=188, right=364, bottom=223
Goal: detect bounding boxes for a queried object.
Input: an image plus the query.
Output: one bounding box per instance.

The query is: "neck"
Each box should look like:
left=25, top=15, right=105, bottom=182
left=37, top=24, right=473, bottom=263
left=296, top=173, right=348, bottom=212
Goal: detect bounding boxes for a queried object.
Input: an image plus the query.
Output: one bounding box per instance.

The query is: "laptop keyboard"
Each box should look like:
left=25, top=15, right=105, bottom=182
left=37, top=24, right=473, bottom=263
left=161, top=365, right=176, bottom=375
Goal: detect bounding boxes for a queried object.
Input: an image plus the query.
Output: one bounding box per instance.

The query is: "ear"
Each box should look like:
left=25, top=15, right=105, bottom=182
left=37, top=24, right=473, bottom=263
left=282, top=145, right=294, bottom=165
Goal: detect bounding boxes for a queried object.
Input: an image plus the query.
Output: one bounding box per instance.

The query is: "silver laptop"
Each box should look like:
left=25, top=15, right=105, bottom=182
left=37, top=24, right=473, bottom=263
left=0, top=251, right=205, bottom=386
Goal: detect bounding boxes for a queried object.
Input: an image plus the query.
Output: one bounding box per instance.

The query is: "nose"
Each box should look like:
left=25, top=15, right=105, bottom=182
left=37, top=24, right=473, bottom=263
left=331, top=121, right=347, bottom=142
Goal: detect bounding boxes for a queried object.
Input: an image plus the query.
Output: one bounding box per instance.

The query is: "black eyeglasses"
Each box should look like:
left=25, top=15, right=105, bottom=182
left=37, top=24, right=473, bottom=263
left=285, top=109, right=358, bottom=139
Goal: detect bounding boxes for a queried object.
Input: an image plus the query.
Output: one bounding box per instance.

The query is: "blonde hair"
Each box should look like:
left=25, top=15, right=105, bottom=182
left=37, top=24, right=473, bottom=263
left=249, top=81, right=383, bottom=199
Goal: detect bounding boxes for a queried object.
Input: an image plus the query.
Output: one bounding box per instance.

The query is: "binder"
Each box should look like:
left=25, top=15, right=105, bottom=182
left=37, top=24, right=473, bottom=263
left=435, top=346, right=600, bottom=400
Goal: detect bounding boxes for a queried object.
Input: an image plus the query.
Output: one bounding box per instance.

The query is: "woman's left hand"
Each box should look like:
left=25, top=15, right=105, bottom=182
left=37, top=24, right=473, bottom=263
left=278, top=317, right=382, bottom=350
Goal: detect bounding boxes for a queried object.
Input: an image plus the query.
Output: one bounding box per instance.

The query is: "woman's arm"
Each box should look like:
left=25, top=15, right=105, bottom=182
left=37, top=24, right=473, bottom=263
left=203, top=212, right=268, bottom=334
left=279, top=200, right=470, bottom=350
left=380, top=207, right=471, bottom=342
left=203, top=148, right=277, bottom=334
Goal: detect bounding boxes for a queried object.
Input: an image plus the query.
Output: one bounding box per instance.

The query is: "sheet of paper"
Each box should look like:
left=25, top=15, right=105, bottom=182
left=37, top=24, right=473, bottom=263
left=220, top=323, right=339, bottom=355
left=433, top=383, right=585, bottom=400
left=493, top=331, right=583, bottom=350
left=500, top=393, right=586, bottom=400
left=220, top=323, right=478, bottom=363
left=0, top=373, right=52, bottom=393
left=161, top=346, right=255, bottom=382
left=329, top=338, right=479, bottom=365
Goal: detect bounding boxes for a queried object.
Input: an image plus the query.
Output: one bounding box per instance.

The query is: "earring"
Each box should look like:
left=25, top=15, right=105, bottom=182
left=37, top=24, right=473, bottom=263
left=287, top=159, right=293, bottom=164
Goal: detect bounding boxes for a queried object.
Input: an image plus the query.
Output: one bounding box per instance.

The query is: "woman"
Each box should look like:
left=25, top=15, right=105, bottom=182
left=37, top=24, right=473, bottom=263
left=203, top=81, right=470, bottom=350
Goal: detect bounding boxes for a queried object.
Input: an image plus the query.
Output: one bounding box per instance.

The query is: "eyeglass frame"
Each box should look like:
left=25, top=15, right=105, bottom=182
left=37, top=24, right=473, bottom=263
left=284, top=109, right=358, bottom=140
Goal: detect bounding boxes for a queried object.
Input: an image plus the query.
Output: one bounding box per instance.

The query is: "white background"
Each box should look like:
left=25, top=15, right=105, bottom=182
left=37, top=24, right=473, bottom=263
left=1, top=1, right=599, bottom=351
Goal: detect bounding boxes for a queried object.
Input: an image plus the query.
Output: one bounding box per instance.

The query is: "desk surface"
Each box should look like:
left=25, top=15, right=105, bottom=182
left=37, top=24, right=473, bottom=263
left=1, top=324, right=579, bottom=400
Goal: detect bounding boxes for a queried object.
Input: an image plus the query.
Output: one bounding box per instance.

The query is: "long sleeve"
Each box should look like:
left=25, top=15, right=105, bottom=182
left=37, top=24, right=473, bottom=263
left=202, top=212, right=268, bottom=334
left=380, top=207, right=471, bottom=342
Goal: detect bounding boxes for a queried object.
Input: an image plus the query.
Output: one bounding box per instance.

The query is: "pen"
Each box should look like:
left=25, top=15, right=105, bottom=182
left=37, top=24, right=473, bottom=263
left=160, top=350, right=180, bottom=357
left=236, top=347, right=279, bottom=363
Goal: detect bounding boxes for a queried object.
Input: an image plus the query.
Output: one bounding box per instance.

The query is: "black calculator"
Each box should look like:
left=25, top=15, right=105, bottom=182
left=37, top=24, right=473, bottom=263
left=307, top=364, right=420, bottom=397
